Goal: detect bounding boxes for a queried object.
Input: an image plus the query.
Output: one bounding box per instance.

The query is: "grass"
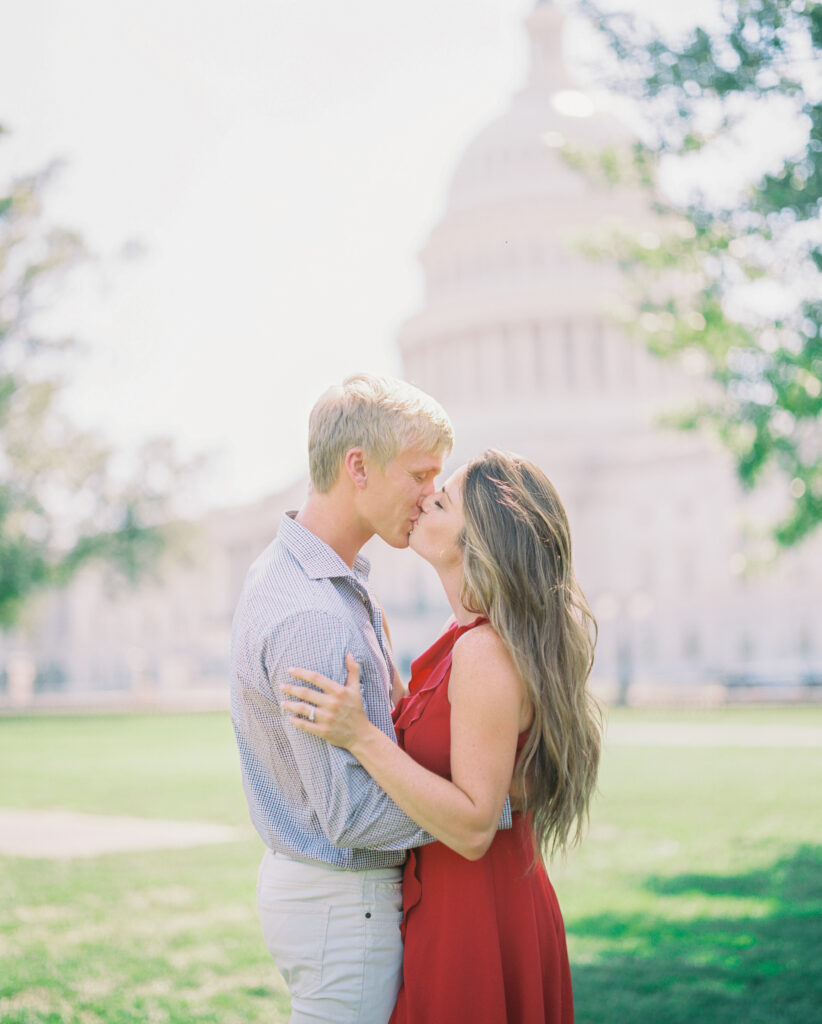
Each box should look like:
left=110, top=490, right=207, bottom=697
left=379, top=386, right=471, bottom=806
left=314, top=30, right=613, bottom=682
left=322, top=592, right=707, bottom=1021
left=0, top=714, right=282, bottom=1024
left=555, top=709, right=822, bottom=1024
left=1, top=708, right=821, bottom=1023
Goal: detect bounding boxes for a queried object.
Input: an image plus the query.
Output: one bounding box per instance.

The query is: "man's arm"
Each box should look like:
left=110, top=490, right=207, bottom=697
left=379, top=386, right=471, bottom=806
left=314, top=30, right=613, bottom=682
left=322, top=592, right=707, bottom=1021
left=264, top=609, right=434, bottom=851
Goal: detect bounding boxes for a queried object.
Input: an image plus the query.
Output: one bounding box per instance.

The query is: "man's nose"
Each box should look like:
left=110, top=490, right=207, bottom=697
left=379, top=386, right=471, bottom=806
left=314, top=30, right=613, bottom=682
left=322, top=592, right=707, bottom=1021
left=418, top=480, right=436, bottom=503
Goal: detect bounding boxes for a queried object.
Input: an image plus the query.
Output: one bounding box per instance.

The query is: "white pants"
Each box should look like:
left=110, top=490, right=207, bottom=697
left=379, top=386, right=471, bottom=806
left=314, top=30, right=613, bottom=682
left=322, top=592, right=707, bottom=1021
left=257, top=850, right=404, bottom=1024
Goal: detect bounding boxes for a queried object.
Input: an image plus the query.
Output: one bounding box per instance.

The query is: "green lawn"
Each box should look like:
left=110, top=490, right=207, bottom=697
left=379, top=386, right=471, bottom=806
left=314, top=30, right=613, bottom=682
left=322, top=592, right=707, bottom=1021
left=1, top=709, right=821, bottom=1024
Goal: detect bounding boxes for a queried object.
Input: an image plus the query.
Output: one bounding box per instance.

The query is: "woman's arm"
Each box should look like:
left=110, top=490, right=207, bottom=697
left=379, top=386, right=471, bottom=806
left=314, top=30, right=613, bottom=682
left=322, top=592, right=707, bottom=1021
left=282, top=626, right=522, bottom=860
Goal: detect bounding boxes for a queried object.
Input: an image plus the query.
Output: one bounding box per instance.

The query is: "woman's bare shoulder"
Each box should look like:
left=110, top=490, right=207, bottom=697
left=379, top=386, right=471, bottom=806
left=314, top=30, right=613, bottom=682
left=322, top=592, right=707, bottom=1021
left=451, top=623, right=519, bottom=688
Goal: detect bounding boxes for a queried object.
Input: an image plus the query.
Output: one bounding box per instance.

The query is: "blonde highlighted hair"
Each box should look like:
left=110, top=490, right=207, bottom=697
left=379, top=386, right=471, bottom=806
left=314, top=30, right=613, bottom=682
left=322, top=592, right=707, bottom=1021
left=308, top=374, right=453, bottom=492
left=460, top=449, right=602, bottom=859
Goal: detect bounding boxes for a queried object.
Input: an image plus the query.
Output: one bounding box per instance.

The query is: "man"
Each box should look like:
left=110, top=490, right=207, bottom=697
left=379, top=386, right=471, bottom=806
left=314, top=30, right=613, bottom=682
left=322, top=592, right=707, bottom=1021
left=231, top=374, right=467, bottom=1023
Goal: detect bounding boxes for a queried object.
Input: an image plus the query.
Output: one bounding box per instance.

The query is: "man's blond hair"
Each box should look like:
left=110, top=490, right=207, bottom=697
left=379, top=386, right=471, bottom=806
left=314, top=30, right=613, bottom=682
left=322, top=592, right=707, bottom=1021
left=308, top=374, right=454, bottom=492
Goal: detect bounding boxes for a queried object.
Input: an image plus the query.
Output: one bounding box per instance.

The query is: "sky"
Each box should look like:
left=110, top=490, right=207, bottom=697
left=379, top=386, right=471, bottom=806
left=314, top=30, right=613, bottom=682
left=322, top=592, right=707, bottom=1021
left=1, top=0, right=726, bottom=510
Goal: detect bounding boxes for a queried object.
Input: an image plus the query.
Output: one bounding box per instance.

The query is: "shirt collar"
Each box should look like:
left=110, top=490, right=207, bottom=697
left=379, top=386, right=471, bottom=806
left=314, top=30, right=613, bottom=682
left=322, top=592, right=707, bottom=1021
left=278, top=511, right=371, bottom=582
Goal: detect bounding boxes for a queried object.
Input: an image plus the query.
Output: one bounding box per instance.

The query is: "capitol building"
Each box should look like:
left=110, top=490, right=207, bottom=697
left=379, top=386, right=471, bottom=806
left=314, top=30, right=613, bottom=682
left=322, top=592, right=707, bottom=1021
left=3, top=1, right=820, bottom=708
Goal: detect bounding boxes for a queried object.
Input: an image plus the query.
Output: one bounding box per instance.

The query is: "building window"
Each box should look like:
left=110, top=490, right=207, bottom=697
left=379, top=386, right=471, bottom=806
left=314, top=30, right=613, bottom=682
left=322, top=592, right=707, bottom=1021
left=592, top=321, right=606, bottom=388
left=532, top=324, right=544, bottom=388
left=683, top=631, right=701, bottom=660
left=681, top=549, right=696, bottom=589
left=563, top=322, right=575, bottom=388
left=642, top=627, right=657, bottom=661
left=468, top=333, right=481, bottom=396
left=623, top=338, right=636, bottom=387
left=502, top=328, right=516, bottom=394
left=638, top=553, right=655, bottom=590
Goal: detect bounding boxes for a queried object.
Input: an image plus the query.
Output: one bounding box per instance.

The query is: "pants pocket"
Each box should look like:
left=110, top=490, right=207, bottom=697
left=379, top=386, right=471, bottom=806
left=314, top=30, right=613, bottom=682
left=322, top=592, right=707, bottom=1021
left=369, top=880, right=403, bottom=926
left=258, top=893, right=331, bottom=999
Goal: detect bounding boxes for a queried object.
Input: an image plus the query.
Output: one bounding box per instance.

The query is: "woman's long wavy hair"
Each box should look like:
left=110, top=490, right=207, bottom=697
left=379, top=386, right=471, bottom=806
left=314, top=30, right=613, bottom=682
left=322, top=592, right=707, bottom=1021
left=460, top=450, right=602, bottom=859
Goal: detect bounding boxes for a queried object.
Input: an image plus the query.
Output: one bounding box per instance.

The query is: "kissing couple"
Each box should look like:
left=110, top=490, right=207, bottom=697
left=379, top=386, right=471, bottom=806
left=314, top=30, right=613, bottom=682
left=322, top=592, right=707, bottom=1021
left=231, top=373, right=601, bottom=1023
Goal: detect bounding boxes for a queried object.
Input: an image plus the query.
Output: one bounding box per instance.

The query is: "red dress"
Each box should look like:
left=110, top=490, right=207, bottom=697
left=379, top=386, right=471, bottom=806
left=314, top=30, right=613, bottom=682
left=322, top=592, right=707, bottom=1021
left=389, top=618, right=574, bottom=1024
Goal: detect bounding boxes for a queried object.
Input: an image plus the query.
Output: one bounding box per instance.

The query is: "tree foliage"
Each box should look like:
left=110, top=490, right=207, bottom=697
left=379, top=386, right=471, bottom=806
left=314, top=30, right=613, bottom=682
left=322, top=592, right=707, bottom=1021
left=578, top=0, right=822, bottom=548
left=0, top=132, right=190, bottom=628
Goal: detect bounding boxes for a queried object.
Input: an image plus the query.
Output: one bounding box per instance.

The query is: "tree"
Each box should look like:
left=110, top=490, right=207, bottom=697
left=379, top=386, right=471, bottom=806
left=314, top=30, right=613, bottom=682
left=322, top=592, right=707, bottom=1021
left=0, top=131, right=190, bottom=628
left=576, top=0, right=822, bottom=549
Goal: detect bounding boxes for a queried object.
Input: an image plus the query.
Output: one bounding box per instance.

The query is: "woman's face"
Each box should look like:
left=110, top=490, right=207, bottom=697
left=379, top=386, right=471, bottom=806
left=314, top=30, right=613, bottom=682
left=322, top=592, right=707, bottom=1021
left=408, top=465, right=466, bottom=569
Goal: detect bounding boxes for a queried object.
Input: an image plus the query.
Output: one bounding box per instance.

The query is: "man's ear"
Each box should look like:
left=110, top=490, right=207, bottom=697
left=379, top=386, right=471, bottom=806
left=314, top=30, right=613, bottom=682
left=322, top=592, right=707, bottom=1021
left=343, top=447, right=368, bottom=489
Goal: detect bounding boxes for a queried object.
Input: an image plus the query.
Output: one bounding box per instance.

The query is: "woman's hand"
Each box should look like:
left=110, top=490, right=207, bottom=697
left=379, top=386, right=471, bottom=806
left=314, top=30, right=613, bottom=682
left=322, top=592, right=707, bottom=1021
left=282, top=653, right=370, bottom=750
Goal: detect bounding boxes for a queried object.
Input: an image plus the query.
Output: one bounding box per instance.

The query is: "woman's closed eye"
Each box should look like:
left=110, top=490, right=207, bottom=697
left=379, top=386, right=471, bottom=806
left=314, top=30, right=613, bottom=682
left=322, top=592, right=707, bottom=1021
left=433, top=499, right=444, bottom=509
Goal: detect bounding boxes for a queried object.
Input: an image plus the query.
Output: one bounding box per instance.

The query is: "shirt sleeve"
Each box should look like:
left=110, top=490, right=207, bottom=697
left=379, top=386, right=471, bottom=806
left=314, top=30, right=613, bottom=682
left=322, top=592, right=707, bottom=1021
left=264, top=609, right=437, bottom=851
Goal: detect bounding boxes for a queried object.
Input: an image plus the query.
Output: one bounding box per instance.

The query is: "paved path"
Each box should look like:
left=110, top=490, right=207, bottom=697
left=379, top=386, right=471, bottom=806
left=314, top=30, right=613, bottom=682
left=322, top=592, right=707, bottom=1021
left=0, top=809, right=245, bottom=859
left=606, top=722, right=822, bottom=748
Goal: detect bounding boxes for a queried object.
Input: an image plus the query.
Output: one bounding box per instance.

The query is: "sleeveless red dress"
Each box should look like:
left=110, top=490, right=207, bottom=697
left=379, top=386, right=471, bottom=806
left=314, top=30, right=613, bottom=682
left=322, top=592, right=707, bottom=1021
left=388, top=618, right=574, bottom=1024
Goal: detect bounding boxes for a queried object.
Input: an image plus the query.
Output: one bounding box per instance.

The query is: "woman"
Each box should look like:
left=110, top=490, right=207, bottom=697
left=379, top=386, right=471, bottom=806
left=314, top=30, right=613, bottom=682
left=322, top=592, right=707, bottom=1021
left=281, top=449, right=602, bottom=1023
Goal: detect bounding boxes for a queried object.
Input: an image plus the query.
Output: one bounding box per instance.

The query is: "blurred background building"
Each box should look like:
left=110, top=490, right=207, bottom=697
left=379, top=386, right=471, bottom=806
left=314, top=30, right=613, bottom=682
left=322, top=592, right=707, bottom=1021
left=2, top=0, right=820, bottom=709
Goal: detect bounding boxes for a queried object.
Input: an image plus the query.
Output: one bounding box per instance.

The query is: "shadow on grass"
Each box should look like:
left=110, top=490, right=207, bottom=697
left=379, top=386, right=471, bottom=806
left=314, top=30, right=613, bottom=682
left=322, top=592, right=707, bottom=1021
left=570, top=845, right=822, bottom=1024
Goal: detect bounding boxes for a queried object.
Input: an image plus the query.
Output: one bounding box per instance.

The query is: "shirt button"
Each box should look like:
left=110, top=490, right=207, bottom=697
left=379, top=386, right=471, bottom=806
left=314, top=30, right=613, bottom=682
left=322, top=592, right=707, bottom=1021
left=365, top=912, right=371, bottom=919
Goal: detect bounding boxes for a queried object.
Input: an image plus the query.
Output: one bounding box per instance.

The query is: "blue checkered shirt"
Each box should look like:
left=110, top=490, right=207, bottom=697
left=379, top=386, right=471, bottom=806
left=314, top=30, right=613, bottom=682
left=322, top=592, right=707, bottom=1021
left=231, top=511, right=435, bottom=869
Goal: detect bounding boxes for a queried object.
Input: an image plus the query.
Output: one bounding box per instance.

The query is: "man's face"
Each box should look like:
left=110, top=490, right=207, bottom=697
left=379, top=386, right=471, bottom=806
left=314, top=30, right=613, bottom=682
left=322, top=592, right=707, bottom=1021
left=361, top=445, right=443, bottom=548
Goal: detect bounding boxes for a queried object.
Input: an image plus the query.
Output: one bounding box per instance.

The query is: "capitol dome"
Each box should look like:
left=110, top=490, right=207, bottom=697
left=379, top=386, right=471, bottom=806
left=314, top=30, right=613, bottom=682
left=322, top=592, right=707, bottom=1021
left=445, top=3, right=629, bottom=214
left=398, top=0, right=665, bottom=452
